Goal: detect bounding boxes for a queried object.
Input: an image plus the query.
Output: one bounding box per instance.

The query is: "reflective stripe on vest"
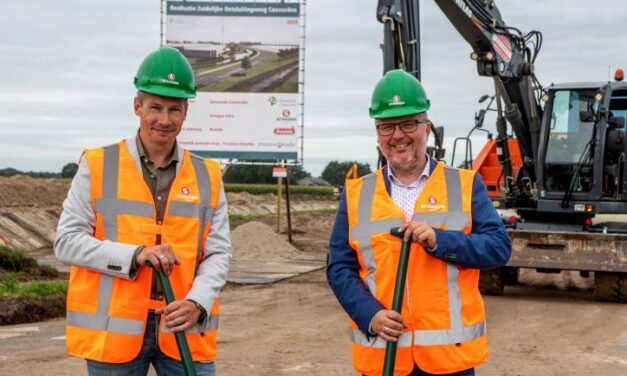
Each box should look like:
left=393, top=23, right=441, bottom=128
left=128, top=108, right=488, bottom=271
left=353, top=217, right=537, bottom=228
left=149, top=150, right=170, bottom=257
left=350, top=329, right=413, bottom=349
left=349, top=167, right=485, bottom=347
left=67, top=144, right=218, bottom=334
left=190, top=156, right=214, bottom=264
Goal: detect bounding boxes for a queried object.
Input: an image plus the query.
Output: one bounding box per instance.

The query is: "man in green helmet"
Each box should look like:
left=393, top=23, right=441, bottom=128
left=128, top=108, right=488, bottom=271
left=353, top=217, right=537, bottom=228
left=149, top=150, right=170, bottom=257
left=327, top=69, right=511, bottom=375
left=55, top=46, right=230, bottom=375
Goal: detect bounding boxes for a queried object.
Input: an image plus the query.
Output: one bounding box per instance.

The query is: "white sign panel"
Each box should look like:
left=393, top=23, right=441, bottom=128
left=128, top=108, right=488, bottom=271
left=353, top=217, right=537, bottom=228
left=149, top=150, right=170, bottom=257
left=166, top=1, right=301, bottom=160
left=272, top=166, right=288, bottom=178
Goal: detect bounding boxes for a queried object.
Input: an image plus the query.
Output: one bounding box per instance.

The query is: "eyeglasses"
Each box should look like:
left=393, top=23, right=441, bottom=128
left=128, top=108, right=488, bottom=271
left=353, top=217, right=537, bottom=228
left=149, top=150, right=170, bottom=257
left=375, top=119, right=430, bottom=136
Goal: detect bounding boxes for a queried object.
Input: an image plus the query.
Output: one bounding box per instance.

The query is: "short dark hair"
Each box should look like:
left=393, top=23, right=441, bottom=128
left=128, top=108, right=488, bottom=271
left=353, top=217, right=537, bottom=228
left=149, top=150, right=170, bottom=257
left=136, top=90, right=188, bottom=108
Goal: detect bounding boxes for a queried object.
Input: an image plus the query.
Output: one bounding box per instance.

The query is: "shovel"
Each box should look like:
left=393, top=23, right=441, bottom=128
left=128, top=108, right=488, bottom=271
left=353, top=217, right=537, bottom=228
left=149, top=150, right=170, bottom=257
left=382, top=227, right=411, bottom=376
left=147, top=261, right=197, bottom=376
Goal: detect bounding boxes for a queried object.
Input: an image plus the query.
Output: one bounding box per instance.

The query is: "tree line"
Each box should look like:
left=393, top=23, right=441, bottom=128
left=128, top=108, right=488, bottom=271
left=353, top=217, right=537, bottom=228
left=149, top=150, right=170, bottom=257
left=0, top=160, right=373, bottom=185
left=223, top=160, right=371, bottom=185
left=0, top=163, right=78, bottom=179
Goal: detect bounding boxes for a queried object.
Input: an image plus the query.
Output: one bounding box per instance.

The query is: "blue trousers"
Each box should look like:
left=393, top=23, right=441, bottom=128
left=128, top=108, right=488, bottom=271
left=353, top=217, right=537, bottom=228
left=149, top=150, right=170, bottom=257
left=87, top=312, right=216, bottom=376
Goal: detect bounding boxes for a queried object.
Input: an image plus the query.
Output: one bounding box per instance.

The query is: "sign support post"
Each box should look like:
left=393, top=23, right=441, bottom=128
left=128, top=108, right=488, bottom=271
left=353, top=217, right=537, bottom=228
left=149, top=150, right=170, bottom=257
left=284, top=165, right=293, bottom=243
left=277, top=176, right=282, bottom=234
left=273, top=165, right=288, bottom=234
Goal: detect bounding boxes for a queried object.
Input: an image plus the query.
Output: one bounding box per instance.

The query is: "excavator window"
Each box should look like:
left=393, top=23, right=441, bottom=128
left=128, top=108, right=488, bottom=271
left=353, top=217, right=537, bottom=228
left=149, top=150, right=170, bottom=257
left=544, top=90, right=597, bottom=192
left=602, top=92, right=627, bottom=197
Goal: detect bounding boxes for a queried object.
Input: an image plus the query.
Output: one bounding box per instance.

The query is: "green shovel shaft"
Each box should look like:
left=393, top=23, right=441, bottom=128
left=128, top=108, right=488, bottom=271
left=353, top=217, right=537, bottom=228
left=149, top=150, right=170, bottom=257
left=147, top=262, right=197, bottom=376
left=383, top=228, right=412, bottom=376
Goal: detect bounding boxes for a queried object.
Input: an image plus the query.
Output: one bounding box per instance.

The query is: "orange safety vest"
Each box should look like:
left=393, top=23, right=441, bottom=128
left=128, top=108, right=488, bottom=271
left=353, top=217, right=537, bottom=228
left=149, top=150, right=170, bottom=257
left=345, top=163, right=488, bottom=375
left=65, top=140, right=222, bottom=363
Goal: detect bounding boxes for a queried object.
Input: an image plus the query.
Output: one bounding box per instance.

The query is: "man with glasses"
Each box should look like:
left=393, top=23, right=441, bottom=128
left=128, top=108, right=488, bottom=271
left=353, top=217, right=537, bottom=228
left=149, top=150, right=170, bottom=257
left=327, top=69, right=511, bottom=376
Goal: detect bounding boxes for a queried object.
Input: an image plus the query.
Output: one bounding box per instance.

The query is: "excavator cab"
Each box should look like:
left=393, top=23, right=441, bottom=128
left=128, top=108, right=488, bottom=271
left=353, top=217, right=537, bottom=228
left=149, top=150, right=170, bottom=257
left=540, top=87, right=598, bottom=195
left=534, top=81, right=627, bottom=219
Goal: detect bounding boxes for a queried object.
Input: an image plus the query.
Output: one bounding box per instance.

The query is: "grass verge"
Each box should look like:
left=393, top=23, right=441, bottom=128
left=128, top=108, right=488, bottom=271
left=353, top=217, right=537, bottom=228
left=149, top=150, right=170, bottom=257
left=225, top=183, right=333, bottom=196
left=0, top=274, right=67, bottom=298
left=0, top=244, right=59, bottom=278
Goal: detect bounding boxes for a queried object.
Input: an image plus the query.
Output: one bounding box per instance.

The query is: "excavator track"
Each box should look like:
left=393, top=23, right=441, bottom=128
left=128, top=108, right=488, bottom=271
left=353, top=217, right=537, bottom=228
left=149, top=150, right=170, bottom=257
left=479, top=269, right=504, bottom=295
left=594, top=272, right=627, bottom=302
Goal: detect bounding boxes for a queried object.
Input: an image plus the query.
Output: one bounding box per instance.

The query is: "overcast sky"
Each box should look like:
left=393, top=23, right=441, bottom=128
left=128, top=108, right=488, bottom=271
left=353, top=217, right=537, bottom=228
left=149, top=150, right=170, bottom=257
left=2, top=0, right=627, bottom=176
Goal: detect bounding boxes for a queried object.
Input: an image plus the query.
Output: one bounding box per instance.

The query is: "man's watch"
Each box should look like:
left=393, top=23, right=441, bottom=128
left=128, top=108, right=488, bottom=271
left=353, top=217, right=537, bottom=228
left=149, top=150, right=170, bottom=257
left=187, top=299, right=207, bottom=320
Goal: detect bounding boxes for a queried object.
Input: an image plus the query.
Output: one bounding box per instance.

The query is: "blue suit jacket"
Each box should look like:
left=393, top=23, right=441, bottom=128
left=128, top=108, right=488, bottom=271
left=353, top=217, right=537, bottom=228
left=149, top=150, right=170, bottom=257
left=326, top=159, right=511, bottom=335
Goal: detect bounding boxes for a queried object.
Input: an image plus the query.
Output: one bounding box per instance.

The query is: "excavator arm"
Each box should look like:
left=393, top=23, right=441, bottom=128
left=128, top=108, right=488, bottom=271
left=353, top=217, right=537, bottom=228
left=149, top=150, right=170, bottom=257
left=377, top=0, right=421, bottom=78
left=433, top=0, right=543, bottom=197
left=377, top=0, right=446, bottom=164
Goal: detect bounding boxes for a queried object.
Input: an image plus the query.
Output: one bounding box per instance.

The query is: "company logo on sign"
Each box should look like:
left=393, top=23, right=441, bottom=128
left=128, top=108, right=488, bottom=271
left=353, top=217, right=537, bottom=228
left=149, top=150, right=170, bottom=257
left=276, top=108, right=296, bottom=121
left=274, top=127, right=296, bottom=135
left=389, top=95, right=405, bottom=106
left=268, top=96, right=277, bottom=106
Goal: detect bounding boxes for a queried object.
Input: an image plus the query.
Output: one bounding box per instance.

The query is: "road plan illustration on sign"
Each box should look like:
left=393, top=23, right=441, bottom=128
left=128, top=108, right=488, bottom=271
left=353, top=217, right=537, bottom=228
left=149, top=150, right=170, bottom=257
left=166, top=0, right=302, bottom=160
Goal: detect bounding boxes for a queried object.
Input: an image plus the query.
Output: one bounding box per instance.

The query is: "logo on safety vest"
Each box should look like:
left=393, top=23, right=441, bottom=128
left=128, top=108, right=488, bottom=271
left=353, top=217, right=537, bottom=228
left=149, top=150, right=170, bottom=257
left=420, top=196, right=445, bottom=211
left=389, top=95, right=405, bottom=106
left=176, top=186, right=198, bottom=202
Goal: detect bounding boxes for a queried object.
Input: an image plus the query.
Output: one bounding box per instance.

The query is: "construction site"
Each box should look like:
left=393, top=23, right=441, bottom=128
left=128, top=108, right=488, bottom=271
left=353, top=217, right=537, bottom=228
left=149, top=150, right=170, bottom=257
left=0, top=175, right=626, bottom=375
left=2, top=0, right=627, bottom=375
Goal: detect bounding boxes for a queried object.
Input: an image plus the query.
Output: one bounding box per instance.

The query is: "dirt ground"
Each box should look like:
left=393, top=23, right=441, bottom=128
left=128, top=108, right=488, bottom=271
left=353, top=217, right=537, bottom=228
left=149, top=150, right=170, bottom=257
left=1, top=268, right=627, bottom=376
left=1, top=177, right=627, bottom=375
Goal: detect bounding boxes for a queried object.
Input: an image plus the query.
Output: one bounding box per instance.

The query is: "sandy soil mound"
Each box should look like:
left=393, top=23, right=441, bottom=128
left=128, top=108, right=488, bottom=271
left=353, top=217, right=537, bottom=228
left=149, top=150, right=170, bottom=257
left=0, top=176, right=69, bottom=207
left=231, top=221, right=303, bottom=261
left=226, top=192, right=276, bottom=205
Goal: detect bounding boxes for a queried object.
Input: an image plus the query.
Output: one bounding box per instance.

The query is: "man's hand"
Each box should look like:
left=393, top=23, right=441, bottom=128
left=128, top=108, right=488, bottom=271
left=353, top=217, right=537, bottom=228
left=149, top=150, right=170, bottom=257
left=398, top=221, right=436, bottom=249
left=156, top=300, right=202, bottom=332
left=371, top=309, right=405, bottom=342
left=136, top=244, right=180, bottom=275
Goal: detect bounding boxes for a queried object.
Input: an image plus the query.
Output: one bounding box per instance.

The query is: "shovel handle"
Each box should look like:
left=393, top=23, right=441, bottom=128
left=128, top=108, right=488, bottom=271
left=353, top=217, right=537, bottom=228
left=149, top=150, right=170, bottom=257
left=383, top=227, right=412, bottom=376
left=146, top=261, right=197, bottom=376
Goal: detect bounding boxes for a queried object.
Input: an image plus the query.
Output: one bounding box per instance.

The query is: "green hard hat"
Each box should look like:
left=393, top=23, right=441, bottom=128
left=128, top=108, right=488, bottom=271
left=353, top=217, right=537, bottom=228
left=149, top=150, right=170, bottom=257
left=369, top=69, right=430, bottom=119
left=134, top=47, right=196, bottom=99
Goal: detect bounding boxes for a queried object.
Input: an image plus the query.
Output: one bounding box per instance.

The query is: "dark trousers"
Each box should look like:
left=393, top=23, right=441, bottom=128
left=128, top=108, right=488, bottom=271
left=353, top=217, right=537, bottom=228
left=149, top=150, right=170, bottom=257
left=409, top=365, right=475, bottom=376
left=363, top=366, right=474, bottom=376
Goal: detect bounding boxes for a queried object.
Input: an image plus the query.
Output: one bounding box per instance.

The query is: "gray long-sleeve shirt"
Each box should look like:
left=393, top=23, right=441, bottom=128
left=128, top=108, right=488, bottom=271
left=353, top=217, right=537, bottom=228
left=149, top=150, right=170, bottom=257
left=54, top=135, right=231, bottom=330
